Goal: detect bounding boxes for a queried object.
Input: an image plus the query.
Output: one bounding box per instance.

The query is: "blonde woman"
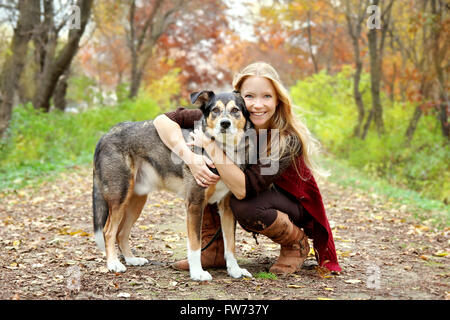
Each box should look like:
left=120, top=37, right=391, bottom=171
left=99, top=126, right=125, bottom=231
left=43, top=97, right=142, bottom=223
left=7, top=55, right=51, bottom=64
left=154, top=62, right=341, bottom=274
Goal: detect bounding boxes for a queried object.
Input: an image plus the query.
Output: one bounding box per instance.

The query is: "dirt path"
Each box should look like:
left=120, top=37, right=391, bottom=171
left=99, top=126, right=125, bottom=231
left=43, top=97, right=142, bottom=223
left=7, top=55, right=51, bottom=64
left=0, top=165, right=448, bottom=300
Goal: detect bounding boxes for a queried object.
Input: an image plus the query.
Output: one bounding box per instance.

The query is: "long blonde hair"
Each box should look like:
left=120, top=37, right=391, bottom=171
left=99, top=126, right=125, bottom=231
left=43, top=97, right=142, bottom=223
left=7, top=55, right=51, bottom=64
left=232, top=61, right=327, bottom=179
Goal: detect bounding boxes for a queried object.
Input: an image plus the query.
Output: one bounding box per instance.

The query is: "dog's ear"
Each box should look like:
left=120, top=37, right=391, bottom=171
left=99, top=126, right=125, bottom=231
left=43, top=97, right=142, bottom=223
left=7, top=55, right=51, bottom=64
left=190, top=91, right=214, bottom=110
left=233, top=90, right=250, bottom=120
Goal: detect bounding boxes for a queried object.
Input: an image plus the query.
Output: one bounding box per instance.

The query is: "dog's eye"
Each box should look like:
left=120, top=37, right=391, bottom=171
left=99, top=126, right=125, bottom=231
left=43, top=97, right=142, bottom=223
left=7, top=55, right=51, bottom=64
left=231, top=107, right=239, bottom=113
left=212, top=107, right=220, bottom=114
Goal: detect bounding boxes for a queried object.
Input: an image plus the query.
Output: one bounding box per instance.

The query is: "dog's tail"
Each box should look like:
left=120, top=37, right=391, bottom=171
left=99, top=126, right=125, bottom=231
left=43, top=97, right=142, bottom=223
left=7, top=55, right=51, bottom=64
left=92, top=171, right=108, bottom=252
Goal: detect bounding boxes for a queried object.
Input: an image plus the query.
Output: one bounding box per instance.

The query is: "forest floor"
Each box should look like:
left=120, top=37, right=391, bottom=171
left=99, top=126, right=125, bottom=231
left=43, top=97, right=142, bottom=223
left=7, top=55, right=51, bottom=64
left=0, top=165, right=448, bottom=300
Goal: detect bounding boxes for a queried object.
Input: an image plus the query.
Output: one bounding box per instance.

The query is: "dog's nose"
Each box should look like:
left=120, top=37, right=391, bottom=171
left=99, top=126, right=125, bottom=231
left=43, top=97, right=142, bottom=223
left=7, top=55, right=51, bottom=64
left=220, top=120, right=231, bottom=129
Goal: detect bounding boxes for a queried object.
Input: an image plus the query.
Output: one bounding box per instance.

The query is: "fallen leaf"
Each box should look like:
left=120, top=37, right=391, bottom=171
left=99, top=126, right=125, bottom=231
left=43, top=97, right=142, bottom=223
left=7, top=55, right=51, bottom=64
left=117, top=292, right=130, bottom=298
left=163, top=234, right=180, bottom=242
left=69, top=230, right=90, bottom=237
left=345, top=279, right=362, bottom=284
left=287, top=284, right=304, bottom=289
left=433, top=252, right=448, bottom=257
left=31, top=196, right=45, bottom=204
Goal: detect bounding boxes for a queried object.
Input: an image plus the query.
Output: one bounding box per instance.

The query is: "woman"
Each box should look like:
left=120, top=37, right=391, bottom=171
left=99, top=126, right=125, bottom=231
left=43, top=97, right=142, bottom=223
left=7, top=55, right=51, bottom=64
left=153, top=62, right=341, bottom=274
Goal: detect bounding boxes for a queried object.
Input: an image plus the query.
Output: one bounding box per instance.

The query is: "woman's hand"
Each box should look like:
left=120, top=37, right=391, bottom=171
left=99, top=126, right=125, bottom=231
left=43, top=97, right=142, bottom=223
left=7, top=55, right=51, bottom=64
left=187, top=154, right=220, bottom=188
left=187, top=128, right=209, bottom=148
left=186, top=128, right=219, bottom=187
left=153, top=115, right=219, bottom=188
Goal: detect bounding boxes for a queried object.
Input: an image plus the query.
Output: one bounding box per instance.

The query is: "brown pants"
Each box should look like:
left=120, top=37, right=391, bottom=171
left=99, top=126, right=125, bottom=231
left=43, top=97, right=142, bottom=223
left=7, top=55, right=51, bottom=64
left=229, top=186, right=312, bottom=232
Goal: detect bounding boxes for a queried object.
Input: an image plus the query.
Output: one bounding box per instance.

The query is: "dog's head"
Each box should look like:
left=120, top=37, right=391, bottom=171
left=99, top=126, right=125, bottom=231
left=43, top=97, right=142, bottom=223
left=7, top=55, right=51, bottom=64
left=190, top=90, right=252, bottom=145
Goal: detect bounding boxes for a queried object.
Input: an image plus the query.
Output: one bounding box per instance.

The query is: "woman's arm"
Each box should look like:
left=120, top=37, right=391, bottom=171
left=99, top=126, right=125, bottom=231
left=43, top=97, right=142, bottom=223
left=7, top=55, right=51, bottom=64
left=202, top=138, right=247, bottom=200
left=154, top=114, right=194, bottom=164
left=153, top=114, right=220, bottom=187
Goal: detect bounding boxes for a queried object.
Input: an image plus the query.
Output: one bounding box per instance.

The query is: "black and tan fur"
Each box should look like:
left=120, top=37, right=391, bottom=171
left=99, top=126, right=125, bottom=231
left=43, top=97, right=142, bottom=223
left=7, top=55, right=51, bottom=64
left=92, top=91, right=253, bottom=280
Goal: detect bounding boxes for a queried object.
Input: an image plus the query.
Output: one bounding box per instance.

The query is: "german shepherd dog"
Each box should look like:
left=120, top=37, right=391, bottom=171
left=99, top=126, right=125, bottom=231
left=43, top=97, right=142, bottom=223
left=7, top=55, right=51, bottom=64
left=92, top=91, right=253, bottom=281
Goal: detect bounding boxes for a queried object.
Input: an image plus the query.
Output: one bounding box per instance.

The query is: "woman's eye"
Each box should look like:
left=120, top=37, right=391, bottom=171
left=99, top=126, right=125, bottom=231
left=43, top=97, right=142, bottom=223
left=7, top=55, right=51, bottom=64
left=264, top=94, right=272, bottom=99
left=244, top=94, right=253, bottom=99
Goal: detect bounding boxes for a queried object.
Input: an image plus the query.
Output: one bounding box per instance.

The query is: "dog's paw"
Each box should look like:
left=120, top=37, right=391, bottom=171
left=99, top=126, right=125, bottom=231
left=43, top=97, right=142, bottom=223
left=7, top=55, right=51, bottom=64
left=107, top=260, right=127, bottom=273
left=228, top=266, right=252, bottom=279
left=190, top=269, right=212, bottom=281
left=125, top=257, right=149, bottom=266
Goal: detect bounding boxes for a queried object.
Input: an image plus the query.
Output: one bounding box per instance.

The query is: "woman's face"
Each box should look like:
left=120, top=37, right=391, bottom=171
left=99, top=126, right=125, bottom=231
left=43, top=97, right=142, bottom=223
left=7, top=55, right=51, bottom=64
left=240, top=76, right=278, bottom=130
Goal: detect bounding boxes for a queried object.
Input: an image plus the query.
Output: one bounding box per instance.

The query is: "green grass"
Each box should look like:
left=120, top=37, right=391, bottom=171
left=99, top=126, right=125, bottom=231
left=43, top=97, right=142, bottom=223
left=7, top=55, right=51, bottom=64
left=320, top=155, right=450, bottom=229
left=0, top=95, right=162, bottom=193
left=254, top=272, right=278, bottom=280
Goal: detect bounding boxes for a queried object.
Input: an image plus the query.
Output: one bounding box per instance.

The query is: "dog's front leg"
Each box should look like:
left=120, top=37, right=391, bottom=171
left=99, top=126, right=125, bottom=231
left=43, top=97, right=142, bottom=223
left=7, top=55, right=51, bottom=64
left=186, top=201, right=212, bottom=281
left=218, top=196, right=252, bottom=279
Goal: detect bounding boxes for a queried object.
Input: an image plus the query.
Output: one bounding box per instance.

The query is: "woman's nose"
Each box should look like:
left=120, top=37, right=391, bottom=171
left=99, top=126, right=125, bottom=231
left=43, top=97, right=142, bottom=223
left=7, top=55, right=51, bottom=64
left=252, top=98, right=264, bottom=108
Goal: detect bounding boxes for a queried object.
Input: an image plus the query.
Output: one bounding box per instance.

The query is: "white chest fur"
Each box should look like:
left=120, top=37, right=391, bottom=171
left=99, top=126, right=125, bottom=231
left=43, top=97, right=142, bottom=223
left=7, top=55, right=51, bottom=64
left=207, top=180, right=230, bottom=204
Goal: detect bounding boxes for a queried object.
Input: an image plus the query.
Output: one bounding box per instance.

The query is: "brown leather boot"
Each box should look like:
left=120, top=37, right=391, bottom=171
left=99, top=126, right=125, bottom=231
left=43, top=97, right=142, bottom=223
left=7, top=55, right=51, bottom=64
left=171, top=203, right=226, bottom=270
left=260, top=211, right=310, bottom=275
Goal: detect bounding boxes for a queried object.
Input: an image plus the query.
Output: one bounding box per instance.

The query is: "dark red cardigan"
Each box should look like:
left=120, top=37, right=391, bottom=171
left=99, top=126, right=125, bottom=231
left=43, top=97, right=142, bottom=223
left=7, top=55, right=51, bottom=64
left=274, top=156, right=341, bottom=272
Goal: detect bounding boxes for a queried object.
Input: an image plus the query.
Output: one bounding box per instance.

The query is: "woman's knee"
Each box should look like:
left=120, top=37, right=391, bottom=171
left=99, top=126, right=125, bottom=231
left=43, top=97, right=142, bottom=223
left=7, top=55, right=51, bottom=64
left=229, top=195, right=252, bottom=222
left=229, top=195, right=276, bottom=231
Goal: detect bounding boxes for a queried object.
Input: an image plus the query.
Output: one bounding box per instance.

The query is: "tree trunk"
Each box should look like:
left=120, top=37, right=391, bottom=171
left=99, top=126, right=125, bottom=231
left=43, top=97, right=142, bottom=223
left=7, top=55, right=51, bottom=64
left=430, top=0, right=449, bottom=140
left=53, top=70, right=69, bottom=111
left=368, top=26, right=385, bottom=136
left=0, top=0, right=39, bottom=137
left=129, top=68, right=143, bottom=99
left=352, top=55, right=365, bottom=137
left=362, top=108, right=374, bottom=140
left=306, top=10, right=319, bottom=74
left=126, top=0, right=180, bottom=99
left=344, top=0, right=366, bottom=138
left=405, top=105, right=423, bottom=145
left=32, top=0, right=93, bottom=111
left=367, top=0, right=394, bottom=136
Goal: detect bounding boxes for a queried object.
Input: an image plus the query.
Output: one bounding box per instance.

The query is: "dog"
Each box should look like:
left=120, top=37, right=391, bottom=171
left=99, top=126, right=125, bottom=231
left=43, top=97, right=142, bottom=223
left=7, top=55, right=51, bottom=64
left=92, top=90, right=254, bottom=281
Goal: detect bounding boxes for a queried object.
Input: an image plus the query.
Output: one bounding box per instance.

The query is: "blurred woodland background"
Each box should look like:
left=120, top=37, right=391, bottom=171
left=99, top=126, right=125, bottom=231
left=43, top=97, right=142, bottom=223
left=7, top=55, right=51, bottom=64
left=0, top=0, right=448, bottom=206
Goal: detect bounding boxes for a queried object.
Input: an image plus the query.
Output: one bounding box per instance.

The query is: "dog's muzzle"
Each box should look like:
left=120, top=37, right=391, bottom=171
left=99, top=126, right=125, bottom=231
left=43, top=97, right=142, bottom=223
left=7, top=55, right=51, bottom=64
left=219, top=119, right=231, bottom=133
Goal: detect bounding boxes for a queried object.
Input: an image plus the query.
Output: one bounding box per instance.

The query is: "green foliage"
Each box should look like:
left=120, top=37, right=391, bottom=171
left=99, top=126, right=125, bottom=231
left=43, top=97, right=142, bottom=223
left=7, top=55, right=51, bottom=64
left=66, top=75, right=98, bottom=106
left=320, top=156, right=449, bottom=229
left=0, top=96, right=162, bottom=191
left=254, top=271, right=277, bottom=280
left=290, top=68, right=450, bottom=203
